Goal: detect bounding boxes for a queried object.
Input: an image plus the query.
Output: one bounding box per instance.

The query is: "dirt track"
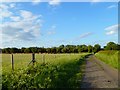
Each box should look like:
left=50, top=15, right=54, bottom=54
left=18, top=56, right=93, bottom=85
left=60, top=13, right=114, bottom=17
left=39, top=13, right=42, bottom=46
left=81, top=55, right=118, bottom=88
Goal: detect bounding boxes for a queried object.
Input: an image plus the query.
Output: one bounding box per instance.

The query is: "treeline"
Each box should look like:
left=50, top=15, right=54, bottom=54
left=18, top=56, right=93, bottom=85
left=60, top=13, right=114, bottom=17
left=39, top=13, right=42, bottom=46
left=1, top=42, right=120, bottom=54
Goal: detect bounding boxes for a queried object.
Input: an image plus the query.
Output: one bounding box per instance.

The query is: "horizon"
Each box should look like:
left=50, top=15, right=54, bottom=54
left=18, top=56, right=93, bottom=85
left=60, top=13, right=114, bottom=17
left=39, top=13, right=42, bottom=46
left=1, top=41, right=119, bottom=49
left=1, top=2, right=118, bottom=48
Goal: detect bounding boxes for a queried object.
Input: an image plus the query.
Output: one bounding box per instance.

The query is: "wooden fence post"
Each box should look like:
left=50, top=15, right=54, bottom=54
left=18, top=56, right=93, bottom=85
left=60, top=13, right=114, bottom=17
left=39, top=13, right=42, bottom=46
left=11, top=54, right=14, bottom=70
left=32, top=53, right=35, bottom=65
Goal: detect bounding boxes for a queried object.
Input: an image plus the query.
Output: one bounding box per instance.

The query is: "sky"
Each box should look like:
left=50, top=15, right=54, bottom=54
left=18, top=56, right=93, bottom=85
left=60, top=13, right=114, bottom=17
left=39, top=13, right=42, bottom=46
left=0, top=0, right=118, bottom=48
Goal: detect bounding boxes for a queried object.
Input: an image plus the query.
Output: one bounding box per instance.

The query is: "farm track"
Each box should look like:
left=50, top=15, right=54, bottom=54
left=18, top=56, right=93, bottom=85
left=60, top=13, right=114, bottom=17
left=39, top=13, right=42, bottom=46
left=81, top=55, right=118, bottom=88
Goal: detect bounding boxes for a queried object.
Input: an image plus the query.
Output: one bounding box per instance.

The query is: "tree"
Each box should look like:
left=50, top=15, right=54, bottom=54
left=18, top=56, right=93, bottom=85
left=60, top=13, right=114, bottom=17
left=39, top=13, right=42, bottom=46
left=24, top=48, right=31, bottom=53
left=105, top=42, right=118, bottom=50
left=10, top=48, right=20, bottom=53
left=30, top=47, right=38, bottom=53
left=21, top=47, right=26, bottom=53
left=93, top=44, right=101, bottom=53
left=4, top=48, right=11, bottom=53
left=46, top=48, right=51, bottom=53
left=88, top=45, right=93, bottom=53
left=51, top=47, right=57, bottom=54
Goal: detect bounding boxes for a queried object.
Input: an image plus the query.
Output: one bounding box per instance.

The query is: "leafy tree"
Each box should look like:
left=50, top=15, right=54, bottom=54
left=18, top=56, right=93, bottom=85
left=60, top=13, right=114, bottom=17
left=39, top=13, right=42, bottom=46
left=93, top=44, right=101, bottom=53
left=5, top=48, right=11, bottom=54
left=46, top=48, right=51, bottom=53
left=88, top=45, right=93, bottom=53
left=51, top=47, right=57, bottom=54
left=30, top=47, right=38, bottom=53
left=21, top=47, right=26, bottom=53
left=10, top=48, right=20, bottom=53
left=24, top=48, right=31, bottom=53
left=105, top=42, right=118, bottom=50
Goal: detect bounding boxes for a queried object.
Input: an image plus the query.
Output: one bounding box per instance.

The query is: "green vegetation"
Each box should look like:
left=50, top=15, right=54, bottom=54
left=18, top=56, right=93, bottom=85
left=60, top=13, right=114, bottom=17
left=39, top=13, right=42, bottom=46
left=2, top=42, right=120, bottom=54
left=1, top=44, right=102, bottom=54
left=2, top=41, right=120, bottom=89
left=95, top=50, right=119, bottom=69
left=2, top=53, right=89, bottom=89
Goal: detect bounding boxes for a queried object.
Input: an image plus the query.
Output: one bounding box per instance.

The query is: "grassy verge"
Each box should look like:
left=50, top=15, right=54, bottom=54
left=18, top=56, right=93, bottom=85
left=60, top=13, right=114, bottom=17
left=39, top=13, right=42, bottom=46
left=2, top=53, right=89, bottom=89
left=95, top=50, right=119, bottom=69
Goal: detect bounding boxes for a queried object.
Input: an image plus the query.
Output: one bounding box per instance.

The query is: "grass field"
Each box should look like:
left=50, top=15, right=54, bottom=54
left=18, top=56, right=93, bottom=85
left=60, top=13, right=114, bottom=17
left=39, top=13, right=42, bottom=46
left=95, top=50, right=119, bottom=69
left=2, top=53, right=89, bottom=89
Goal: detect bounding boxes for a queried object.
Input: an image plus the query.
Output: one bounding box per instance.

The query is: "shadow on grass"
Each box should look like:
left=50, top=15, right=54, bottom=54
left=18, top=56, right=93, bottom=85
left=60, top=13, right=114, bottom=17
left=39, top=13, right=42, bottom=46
left=2, top=55, right=90, bottom=89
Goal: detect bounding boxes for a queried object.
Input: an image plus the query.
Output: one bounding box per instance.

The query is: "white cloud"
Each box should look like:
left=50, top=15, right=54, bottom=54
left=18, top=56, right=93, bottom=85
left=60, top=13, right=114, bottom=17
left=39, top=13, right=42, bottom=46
left=0, top=4, right=9, bottom=10
left=10, top=3, right=16, bottom=8
left=32, top=0, right=41, bottom=5
left=105, top=24, right=119, bottom=35
left=1, top=3, right=43, bottom=43
left=107, top=5, right=117, bottom=9
left=91, top=0, right=101, bottom=2
left=10, top=16, right=21, bottom=21
left=0, top=3, right=13, bottom=18
left=49, top=0, right=60, bottom=6
left=79, top=32, right=93, bottom=39
left=90, top=0, right=103, bottom=4
left=74, top=32, right=93, bottom=42
left=20, top=10, right=33, bottom=19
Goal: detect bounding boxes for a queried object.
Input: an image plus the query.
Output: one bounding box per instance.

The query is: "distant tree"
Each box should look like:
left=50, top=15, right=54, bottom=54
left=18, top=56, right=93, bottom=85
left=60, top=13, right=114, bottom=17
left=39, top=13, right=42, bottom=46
left=51, top=47, right=57, bottom=54
left=105, top=42, right=118, bottom=50
left=46, top=48, right=51, bottom=53
left=117, top=44, right=120, bottom=50
left=4, top=48, right=11, bottom=54
left=21, top=47, right=26, bottom=53
left=10, top=48, right=20, bottom=53
left=30, top=47, right=38, bottom=53
left=38, top=47, right=46, bottom=53
left=81, top=45, right=88, bottom=52
left=2, top=49, right=5, bottom=53
left=93, top=44, right=101, bottom=53
left=61, top=47, right=68, bottom=53
left=24, top=48, right=31, bottom=53
left=88, top=45, right=93, bottom=53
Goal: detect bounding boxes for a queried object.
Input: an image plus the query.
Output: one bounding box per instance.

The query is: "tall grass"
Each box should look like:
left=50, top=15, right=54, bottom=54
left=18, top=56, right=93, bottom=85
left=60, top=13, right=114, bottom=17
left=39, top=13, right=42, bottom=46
left=2, top=53, right=89, bottom=89
left=95, top=50, right=119, bottom=69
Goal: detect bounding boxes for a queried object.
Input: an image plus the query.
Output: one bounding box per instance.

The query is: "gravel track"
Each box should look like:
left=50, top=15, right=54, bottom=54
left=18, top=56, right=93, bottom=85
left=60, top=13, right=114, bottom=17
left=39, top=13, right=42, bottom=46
left=81, top=55, right=118, bottom=88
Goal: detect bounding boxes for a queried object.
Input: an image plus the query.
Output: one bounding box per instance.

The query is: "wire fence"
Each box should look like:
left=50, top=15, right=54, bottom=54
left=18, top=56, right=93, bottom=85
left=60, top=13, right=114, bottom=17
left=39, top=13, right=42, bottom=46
left=2, top=53, right=75, bottom=71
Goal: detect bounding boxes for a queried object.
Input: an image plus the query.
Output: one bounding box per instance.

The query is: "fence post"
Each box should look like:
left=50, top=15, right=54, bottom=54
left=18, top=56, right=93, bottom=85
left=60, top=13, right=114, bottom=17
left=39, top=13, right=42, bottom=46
left=32, top=53, right=35, bottom=65
left=11, top=54, right=14, bottom=71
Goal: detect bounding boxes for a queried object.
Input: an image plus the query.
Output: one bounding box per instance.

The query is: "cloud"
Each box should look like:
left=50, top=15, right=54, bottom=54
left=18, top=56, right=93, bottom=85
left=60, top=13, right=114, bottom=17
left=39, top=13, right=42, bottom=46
left=79, top=32, right=93, bottom=39
left=90, top=0, right=102, bottom=4
left=32, top=0, right=41, bottom=5
left=49, top=0, right=60, bottom=6
left=1, top=3, right=42, bottom=43
left=10, top=3, right=16, bottom=8
left=107, top=5, right=117, bottom=9
left=91, top=0, right=101, bottom=2
left=0, top=3, right=13, bottom=19
left=73, top=32, right=93, bottom=42
left=105, top=24, right=119, bottom=35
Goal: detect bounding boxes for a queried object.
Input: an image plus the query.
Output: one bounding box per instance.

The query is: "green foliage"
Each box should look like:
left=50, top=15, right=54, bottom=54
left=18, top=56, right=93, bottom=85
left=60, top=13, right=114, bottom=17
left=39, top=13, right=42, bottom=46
left=93, top=44, right=101, bottom=53
left=88, top=45, right=93, bottom=53
left=2, top=42, right=120, bottom=54
left=95, top=50, right=119, bottom=69
left=105, top=42, right=119, bottom=50
left=2, top=53, right=89, bottom=89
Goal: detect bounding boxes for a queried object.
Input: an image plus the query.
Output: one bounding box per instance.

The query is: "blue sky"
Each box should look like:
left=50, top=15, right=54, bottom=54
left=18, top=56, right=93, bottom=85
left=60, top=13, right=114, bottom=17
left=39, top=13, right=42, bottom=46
left=0, top=1, right=118, bottom=48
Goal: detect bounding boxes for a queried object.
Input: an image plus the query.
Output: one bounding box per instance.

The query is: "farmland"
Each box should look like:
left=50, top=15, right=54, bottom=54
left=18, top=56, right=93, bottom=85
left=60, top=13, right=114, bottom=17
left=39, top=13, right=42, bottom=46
left=2, top=53, right=90, bottom=89
left=95, top=50, right=119, bottom=69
